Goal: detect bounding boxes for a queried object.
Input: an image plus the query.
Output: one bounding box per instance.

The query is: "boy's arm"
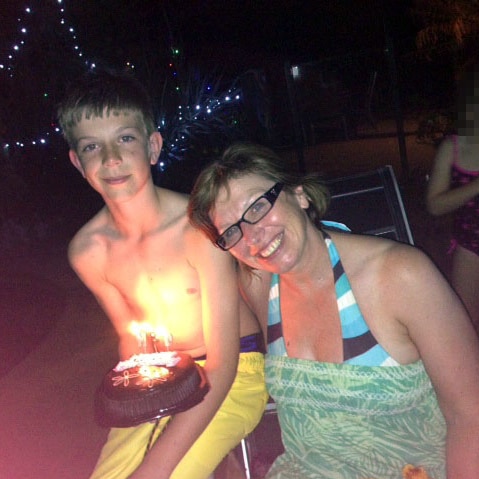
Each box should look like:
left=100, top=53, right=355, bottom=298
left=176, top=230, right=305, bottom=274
left=130, top=228, right=241, bottom=479
left=68, top=235, right=138, bottom=358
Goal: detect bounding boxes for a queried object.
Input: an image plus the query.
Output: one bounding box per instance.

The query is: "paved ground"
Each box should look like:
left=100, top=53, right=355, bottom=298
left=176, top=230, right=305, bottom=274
left=0, top=117, right=452, bottom=479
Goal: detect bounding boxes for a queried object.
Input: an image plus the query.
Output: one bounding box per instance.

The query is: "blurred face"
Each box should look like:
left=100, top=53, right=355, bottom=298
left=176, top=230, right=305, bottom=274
left=211, top=174, right=310, bottom=273
left=68, top=109, right=162, bottom=202
left=457, top=101, right=479, bottom=137
left=457, top=76, right=479, bottom=136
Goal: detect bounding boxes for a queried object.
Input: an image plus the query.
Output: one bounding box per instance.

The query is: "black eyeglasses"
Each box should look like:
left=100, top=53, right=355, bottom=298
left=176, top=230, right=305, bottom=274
left=215, top=183, right=284, bottom=251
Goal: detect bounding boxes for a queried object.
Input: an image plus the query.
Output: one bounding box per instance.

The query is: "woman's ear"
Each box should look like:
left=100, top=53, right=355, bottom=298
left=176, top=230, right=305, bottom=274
left=148, top=132, right=163, bottom=165
left=293, top=185, right=310, bottom=209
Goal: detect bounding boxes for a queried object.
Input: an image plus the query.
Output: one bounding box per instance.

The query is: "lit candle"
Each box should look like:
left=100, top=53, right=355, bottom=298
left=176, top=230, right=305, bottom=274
left=129, top=321, right=153, bottom=353
left=153, top=325, right=173, bottom=351
left=129, top=322, right=173, bottom=353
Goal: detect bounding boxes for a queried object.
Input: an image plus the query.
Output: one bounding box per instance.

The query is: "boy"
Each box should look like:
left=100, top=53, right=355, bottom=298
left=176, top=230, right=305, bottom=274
left=57, top=69, right=267, bottom=479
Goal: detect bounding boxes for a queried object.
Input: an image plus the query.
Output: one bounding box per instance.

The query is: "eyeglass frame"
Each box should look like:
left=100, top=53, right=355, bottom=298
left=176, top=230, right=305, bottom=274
left=215, top=182, right=284, bottom=251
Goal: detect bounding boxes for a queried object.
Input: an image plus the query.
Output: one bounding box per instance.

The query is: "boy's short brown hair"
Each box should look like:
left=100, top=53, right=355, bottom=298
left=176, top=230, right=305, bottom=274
left=57, top=68, right=157, bottom=148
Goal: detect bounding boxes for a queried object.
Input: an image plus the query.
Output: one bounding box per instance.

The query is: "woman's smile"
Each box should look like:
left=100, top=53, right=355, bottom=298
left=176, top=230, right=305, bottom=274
left=259, top=232, right=284, bottom=258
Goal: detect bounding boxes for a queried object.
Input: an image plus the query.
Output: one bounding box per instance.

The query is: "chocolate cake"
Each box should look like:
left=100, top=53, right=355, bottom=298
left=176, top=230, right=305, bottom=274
left=95, top=351, right=209, bottom=427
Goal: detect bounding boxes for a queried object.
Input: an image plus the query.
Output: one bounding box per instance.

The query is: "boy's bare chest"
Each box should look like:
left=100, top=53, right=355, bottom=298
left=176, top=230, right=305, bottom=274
left=110, top=253, right=200, bottom=304
left=104, top=234, right=203, bottom=345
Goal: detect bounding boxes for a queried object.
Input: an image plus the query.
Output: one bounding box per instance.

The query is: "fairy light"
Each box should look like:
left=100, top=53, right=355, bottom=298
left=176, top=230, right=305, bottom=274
left=1, top=0, right=91, bottom=150
left=1, top=2, right=244, bottom=162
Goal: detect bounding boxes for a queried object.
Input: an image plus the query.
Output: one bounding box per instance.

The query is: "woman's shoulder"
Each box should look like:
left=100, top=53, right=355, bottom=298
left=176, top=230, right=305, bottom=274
left=329, top=228, right=398, bottom=252
left=369, top=239, right=434, bottom=291
left=332, top=231, right=421, bottom=276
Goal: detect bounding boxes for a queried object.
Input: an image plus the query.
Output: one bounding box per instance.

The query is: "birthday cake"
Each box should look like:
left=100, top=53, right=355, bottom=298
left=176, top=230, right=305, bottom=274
left=95, top=351, right=209, bottom=427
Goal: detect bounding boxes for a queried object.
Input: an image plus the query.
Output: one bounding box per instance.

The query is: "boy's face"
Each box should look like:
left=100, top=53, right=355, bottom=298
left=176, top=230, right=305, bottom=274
left=68, top=109, right=162, bottom=202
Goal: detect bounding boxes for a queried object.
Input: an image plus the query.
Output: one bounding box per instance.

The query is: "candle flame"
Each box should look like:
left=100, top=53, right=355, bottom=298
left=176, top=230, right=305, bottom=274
left=128, top=321, right=172, bottom=352
left=152, top=325, right=173, bottom=350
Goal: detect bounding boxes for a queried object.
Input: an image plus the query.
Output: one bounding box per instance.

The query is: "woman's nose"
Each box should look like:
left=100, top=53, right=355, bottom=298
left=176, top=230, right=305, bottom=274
left=242, top=222, right=263, bottom=246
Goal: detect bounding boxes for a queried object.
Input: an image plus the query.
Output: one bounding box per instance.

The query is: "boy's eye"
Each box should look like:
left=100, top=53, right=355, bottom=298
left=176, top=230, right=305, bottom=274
left=82, top=143, right=98, bottom=153
left=120, top=135, right=135, bottom=143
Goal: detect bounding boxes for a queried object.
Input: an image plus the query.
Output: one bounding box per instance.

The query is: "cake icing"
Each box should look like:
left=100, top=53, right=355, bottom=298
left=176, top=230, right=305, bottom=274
left=113, top=352, right=181, bottom=372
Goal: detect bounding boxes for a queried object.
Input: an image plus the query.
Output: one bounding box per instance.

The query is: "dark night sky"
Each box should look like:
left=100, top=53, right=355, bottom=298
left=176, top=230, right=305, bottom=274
left=0, top=1, right=419, bottom=81
left=61, top=0, right=418, bottom=76
left=0, top=0, right=450, bottom=245
left=177, top=2, right=415, bottom=56
left=0, top=0, right=434, bottom=149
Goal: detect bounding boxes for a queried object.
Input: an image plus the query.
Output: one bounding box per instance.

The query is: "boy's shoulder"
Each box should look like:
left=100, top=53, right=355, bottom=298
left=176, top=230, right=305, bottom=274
left=156, top=186, right=189, bottom=204
left=68, top=207, right=110, bottom=264
left=182, top=211, right=229, bottom=269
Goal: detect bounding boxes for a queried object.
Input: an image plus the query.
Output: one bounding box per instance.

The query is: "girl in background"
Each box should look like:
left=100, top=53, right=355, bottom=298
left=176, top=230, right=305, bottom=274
left=426, top=65, right=479, bottom=333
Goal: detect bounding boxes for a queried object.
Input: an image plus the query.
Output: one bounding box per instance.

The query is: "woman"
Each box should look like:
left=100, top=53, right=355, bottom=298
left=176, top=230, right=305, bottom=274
left=189, top=143, right=479, bottom=479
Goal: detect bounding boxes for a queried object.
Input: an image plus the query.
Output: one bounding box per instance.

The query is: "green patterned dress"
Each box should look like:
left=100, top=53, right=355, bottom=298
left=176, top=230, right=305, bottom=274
left=264, top=229, right=446, bottom=478
left=265, top=357, right=446, bottom=479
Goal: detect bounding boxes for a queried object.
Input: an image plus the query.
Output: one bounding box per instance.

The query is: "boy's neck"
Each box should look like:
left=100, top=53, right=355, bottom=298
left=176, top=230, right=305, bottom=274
left=104, top=185, right=166, bottom=237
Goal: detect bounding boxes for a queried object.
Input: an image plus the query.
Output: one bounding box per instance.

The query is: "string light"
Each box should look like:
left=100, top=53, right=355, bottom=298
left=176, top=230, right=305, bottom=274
left=1, top=2, right=243, bottom=161
left=1, top=0, right=91, bottom=151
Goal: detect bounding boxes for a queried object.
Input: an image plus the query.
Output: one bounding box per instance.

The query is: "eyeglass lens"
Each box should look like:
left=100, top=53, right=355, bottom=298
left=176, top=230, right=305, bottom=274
left=216, top=183, right=283, bottom=250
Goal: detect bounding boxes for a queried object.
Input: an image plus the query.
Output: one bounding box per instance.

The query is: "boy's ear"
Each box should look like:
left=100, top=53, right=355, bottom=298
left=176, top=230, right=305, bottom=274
left=69, top=150, right=86, bottom=177
left=148, top=132, right=163, bottom=165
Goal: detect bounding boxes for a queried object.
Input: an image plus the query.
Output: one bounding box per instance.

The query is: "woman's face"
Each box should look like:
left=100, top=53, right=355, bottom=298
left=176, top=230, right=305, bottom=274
left=211, top=174, right=310, bottom=273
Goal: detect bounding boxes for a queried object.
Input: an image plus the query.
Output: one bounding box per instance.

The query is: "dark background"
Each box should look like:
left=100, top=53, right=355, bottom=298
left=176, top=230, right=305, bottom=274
left=0, top=0, right=457, bottom=252
left=0, top=5, right=465, bottom=475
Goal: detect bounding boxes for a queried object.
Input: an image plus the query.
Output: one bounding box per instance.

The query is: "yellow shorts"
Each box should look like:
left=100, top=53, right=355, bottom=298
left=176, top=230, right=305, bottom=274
left=89, top=352, right=267, bottom=479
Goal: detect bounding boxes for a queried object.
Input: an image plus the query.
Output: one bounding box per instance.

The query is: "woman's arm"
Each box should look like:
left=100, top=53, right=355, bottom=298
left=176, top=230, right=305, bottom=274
left=384, top=245, right=479, bottom=478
